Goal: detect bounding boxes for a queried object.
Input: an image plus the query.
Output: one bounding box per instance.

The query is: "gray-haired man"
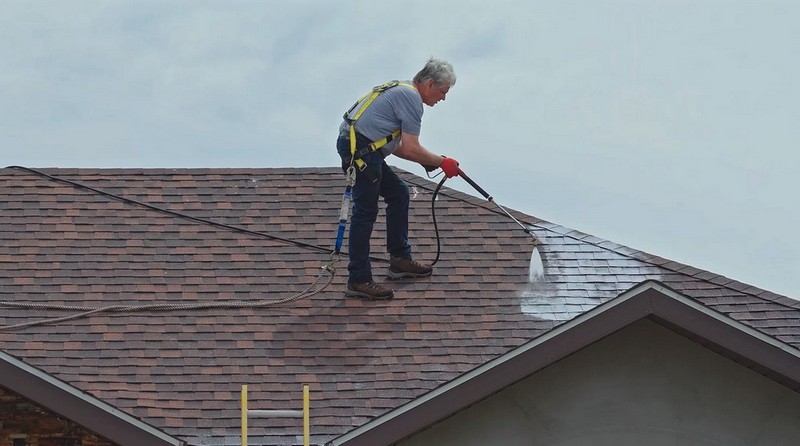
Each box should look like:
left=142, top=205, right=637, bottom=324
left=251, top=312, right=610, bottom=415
left=337, top=58, right=461, bottom=299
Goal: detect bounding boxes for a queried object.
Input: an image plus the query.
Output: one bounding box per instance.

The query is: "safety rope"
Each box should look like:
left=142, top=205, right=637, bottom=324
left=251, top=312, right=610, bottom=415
left=0, top=262, right=337, bottom=332
left=334, top=166, right=357, bottom=256
left=0, top=166, right=346, bottom=332
left=3, top=166, right=388, bottom=263
left=2, top=165, right=462, bottom=331
left=6, top=166, right=333, bottom=254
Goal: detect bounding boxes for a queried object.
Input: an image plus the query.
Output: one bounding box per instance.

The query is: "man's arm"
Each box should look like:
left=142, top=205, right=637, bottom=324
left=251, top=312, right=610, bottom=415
left=393, top=132, right=460, bottom=178
left=393, top=132, right=445, bottom=167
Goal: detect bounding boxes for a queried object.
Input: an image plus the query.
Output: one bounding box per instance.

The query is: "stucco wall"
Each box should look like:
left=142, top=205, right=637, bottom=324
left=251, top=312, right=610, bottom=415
left=400, top=319, right=800, bottom=446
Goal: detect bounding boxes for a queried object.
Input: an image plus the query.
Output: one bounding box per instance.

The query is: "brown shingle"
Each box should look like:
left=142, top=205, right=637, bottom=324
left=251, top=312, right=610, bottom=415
left=1, top=166, right=799, bottom=445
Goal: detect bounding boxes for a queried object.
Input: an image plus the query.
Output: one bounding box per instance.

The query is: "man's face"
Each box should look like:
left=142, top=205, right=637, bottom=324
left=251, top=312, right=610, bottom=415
left=420, top=79, right=451, bottom=106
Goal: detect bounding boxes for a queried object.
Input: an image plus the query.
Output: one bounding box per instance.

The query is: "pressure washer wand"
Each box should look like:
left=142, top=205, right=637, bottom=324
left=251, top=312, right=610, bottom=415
left=457, top=169, right=537, bottom=243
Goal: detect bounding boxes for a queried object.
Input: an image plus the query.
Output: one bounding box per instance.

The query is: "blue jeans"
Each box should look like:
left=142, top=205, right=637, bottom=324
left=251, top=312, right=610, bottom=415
left=337, top=135, right=412, bottom=283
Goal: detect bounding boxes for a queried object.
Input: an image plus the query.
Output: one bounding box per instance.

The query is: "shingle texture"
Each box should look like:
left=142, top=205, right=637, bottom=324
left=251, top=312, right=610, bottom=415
left=1, top=166, right=799, bottom=445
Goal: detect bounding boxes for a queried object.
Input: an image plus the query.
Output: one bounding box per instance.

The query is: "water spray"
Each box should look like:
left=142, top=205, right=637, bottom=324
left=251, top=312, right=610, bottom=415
left=429, top=168, right=545, bottom=283
left=457, top=169, right=544, bottom=282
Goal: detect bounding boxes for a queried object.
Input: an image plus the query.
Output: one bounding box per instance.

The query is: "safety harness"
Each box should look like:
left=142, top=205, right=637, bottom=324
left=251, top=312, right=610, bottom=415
left=343, top=80, right=416, bottom=172
left=333, top=80, right=416, bottom=257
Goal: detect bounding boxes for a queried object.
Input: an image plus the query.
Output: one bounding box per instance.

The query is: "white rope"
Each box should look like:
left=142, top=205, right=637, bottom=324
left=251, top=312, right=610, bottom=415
left=1, top=263, right=337, bottom=332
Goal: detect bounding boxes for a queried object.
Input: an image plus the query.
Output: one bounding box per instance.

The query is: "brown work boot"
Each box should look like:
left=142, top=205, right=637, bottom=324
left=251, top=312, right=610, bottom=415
left=387, top=256, right=433, bottom=279
left=346, top=281, right=394, bottom=300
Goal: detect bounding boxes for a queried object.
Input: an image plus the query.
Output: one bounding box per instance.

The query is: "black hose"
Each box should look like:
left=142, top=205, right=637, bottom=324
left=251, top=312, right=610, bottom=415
left=3, top=165, right=389, bottom=262
left=429, top=176, right=448, bottom=266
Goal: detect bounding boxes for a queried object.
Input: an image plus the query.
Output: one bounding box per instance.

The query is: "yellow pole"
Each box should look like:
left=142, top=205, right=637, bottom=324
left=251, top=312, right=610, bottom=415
left=241, top=385, right=248, bottom=446
left=303, top=384, right=310, bottom=446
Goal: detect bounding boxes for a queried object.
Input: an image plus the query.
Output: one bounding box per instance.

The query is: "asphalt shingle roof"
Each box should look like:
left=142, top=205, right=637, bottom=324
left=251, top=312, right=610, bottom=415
left=1, top=166, right=799, bottom=445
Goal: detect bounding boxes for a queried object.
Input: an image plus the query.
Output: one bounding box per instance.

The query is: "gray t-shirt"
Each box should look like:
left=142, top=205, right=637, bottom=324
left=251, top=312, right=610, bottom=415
left=339, top=81, right=423, bottom=156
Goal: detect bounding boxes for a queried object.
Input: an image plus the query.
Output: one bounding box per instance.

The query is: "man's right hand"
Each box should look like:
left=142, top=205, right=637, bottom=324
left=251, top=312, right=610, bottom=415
left=440, top=156, right=460, bottom=178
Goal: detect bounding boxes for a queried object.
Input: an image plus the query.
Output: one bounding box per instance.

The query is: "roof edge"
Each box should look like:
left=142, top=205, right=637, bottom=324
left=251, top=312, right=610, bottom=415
left=0, top=350, right=185, bottom=446
left=330, top=280, right=800, bottom=446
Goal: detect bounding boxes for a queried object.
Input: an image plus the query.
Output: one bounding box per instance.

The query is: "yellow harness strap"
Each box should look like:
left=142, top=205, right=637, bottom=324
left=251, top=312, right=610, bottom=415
left=344, top=81, right=416, bottom=170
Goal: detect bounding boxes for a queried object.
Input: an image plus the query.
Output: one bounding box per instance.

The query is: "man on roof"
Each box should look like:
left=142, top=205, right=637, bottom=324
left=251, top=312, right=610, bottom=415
left=337, top=58, right=461, bottom=300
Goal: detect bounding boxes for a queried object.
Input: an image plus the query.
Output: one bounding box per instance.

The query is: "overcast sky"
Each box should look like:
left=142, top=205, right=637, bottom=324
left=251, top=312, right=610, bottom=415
left=2, top=0, right=798, bottom=299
